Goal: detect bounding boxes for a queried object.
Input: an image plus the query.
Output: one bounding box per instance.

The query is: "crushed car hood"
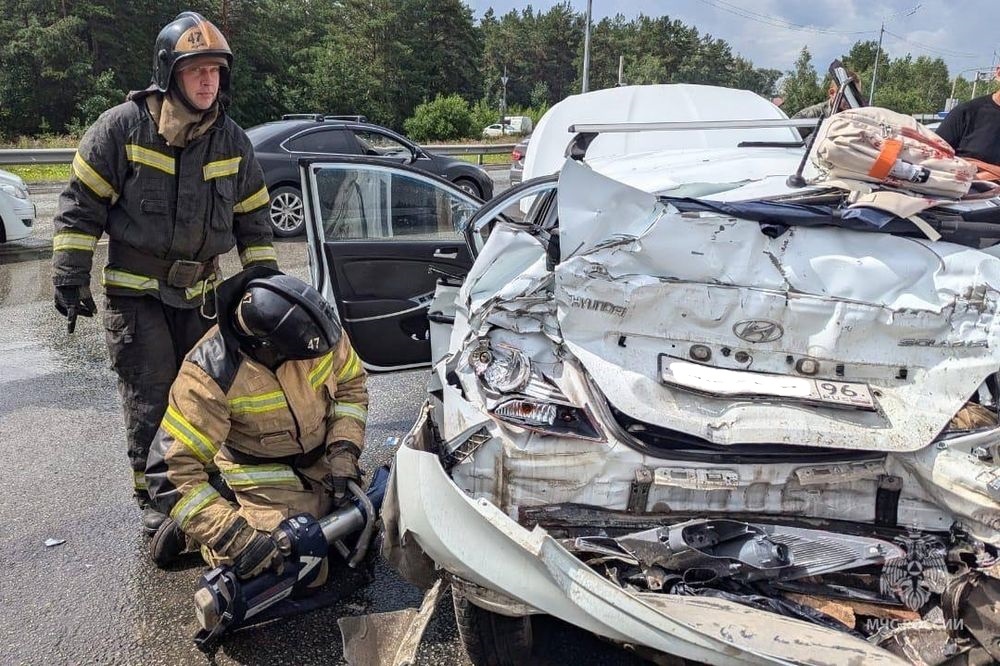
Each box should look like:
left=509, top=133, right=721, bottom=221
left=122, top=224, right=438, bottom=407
left=553, top=160, right=1000, bottom=452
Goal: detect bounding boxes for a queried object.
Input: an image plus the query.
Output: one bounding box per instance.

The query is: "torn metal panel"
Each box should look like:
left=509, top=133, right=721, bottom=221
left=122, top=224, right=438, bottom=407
left=553, top=160, right=1000, bottom=452
left=339, top=579, right=444, bottom=666
left=379, top=424, right=438, bottom=590
left=585, top=520, right=903, bottom=583
left=890, top=444, right=1000, bottom=544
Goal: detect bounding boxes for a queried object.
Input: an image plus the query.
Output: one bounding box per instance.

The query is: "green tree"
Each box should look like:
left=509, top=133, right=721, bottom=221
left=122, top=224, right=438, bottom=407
left=68, top=68, right=126, bottom=135
left=397, top=0, right=480, bottom=107
left=731, top=57, right=782, bottom=97
left=627, top=54, right=668, bottom=85
left=470, top=97, right=500, bottom=132
left=529, top=80, right=550, bottom=107
left=403, top=94, right=473, bottom=141
left=479, top=5, right=583, bottom=108
left=781, top=46, right=824, bottom=115
left=844, top=40, right=880, bottom=76
left=0, top=14, right=92, bottom=137
left=838, top=40, right=954, bottom=114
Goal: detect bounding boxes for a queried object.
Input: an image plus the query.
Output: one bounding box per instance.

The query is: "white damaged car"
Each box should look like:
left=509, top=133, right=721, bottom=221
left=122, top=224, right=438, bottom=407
left=300, top=91, right=1000, bottom=665
left=0, top=168, right=35, bottom=243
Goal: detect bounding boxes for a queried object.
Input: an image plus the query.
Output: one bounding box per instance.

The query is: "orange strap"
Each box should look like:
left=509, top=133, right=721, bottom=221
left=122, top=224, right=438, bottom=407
left=968, top=158, right=1000, bottom=182
left=868, top=138, right=903, bottom=180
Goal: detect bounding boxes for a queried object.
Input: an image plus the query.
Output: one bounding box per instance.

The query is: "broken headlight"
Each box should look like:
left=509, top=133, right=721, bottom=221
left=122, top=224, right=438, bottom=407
left=468, top=339, right=531, bottom=393
left=466, top=338, right=603, bottom=440
left=493, top=398, right=602, bottom=440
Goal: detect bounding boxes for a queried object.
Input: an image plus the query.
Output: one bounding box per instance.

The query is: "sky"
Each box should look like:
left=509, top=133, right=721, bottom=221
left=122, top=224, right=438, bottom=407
left=466, top=0, right=1000, bottom=78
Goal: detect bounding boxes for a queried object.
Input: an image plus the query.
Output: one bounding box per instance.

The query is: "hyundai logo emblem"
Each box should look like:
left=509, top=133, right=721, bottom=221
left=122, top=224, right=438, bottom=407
left=733, top=319, right=783, bottom=343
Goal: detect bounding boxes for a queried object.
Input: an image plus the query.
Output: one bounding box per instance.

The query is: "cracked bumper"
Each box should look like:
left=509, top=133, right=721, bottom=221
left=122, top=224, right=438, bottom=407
left=390, top=416, right=907, bottom=666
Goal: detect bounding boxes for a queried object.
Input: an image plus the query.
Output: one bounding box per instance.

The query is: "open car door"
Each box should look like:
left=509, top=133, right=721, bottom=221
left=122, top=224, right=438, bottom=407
left=301, top=157, right=481, bottom=371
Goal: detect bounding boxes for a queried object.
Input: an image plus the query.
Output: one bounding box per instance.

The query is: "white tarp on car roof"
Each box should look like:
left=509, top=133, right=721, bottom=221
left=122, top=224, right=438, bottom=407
left=523, top=84, right=799, bottom=181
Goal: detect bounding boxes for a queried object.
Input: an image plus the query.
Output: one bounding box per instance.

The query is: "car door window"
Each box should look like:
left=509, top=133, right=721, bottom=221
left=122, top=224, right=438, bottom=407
left=311, top=164, right=479, bottom=241
left=464, top=178, right=558, bottom=253
left=350, top=130, right=413, bottom=160
left=285, top=128, right=353, bottom=154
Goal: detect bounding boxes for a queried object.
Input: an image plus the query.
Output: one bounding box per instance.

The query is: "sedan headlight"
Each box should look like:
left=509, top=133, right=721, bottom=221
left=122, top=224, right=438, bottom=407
left=0, top=182, right=28, bottom=200
left=465, top=338, right=603, bottom=440
left=468, top=340, right=531, bottom=393
left=493, top=398, right=602, bottom=440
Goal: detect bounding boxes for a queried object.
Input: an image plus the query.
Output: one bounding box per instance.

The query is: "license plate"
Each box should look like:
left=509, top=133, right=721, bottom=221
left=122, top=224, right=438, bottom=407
left=659, top=357, right=877, bottom=411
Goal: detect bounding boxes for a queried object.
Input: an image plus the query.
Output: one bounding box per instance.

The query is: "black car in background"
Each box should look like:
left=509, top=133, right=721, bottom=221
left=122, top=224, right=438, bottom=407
left=247, top=115, right=495, bottom=237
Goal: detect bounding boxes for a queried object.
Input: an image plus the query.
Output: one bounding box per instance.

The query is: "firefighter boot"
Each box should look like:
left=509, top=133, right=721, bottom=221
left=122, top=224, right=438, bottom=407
left=137, top=491, right=168, bottom=534
left=150, top=518, right=188, bottom=568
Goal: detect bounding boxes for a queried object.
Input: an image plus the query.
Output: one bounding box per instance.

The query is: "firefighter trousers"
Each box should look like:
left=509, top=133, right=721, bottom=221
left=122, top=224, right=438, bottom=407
left=103, top=294, right=214, bottom=501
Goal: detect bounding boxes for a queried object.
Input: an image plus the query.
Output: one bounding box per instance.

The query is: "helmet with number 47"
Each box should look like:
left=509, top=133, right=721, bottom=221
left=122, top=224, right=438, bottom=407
left=231, top=273, right=342, bottom=366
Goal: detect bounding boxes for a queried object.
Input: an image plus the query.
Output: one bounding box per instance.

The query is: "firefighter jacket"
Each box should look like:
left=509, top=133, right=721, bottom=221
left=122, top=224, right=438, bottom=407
left=52, top=90, right=278, bottom=308
left=146, top=328, right=367, bottom=550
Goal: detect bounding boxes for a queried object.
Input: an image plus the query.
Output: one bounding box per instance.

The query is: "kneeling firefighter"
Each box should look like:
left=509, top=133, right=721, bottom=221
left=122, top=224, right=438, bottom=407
left=145, top=267, right=368, bottom=588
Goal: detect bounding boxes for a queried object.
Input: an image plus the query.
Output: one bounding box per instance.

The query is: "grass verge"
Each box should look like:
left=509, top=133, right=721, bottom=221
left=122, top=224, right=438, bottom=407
left=5, top=164, right=71, bottom=184
left=455, top=153, right=511, bottom=166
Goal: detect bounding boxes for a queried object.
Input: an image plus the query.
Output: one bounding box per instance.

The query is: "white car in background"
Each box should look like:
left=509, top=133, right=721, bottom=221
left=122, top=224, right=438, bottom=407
left=301, top=86, right=1000, bottom=665
left=481, top=123, right=518, bottom=138
left=0, top=168, right=35, bottom=243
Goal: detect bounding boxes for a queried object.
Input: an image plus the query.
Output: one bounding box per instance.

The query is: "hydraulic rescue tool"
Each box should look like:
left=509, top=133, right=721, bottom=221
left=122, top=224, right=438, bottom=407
left=192, top=465, right=390, bottom=647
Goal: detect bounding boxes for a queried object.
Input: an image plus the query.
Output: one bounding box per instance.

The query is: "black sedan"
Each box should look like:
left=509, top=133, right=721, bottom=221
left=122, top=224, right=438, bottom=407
left=247, top=115, right=494, bottom=237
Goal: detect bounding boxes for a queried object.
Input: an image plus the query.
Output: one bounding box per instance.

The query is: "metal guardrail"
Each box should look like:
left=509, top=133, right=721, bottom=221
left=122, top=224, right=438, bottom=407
left=0, top=148, right=76, bottom=165
left=421, top=143, right=516, bottom=165
left=0, top=144, right=517, bottom=167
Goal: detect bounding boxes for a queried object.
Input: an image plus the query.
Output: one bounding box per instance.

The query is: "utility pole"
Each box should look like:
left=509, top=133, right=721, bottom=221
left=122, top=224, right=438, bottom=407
left=869, top=4, right=920, bottom=105
left=500, top=65, right=509, bottom=125
left=869, top=21, right=884, bottom=105
left=617, top=55, right=625, bottom=87
left=581, top=0, right=593, bottom=93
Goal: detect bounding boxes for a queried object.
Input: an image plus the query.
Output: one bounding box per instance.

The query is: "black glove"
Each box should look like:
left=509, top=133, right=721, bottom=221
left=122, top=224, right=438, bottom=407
left=323, top=441, right=362, bottom=506
left=54, top=285, right=96, bottom=333
left=231, top=531, right=283, bottom=580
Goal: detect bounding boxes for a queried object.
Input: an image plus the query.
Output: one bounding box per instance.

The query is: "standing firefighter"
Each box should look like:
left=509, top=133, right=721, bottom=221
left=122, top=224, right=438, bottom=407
left=144, top=268, right=368, bottom=584
left=50, top=11, right=278, bottom=533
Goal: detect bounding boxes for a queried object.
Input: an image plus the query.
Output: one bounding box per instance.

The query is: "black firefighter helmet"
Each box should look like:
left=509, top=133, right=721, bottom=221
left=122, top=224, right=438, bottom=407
left=231, top=273, right=342, bottom=364
left=152, top=11, right=233, bottom=93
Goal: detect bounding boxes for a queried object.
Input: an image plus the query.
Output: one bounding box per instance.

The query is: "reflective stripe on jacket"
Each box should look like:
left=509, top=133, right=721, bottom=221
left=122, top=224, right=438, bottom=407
left=52, top=92, right=277, bottom=307
left=145, top=328, right=367, bottom=545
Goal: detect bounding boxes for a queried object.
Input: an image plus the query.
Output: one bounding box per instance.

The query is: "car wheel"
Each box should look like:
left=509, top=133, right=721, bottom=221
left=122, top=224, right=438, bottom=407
left=268, top=185, right=305, bottom=237
left=453, top=177, right=482, bottom=199
left=453, top=592, right=533, bottom=666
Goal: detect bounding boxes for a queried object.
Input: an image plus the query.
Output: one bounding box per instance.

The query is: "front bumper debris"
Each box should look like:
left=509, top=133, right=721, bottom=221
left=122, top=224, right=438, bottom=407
left=385, top=411, right=907, bottom=665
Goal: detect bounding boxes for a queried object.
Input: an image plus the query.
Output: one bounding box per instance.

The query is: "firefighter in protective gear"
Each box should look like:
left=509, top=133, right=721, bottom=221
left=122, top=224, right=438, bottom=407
left=145, top=268, right=368, bottom=585
left=51, top=11, right=278, bottom=534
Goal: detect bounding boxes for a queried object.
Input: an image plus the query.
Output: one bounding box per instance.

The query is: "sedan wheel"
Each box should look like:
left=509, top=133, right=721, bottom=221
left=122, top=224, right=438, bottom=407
left=453, top=178, right=482, bottom=199
left=268, top=186, right=305, bottom=237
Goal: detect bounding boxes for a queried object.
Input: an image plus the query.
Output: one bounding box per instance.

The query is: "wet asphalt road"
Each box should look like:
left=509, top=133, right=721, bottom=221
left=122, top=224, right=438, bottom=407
left=0, top=177, right=647, bottom=665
